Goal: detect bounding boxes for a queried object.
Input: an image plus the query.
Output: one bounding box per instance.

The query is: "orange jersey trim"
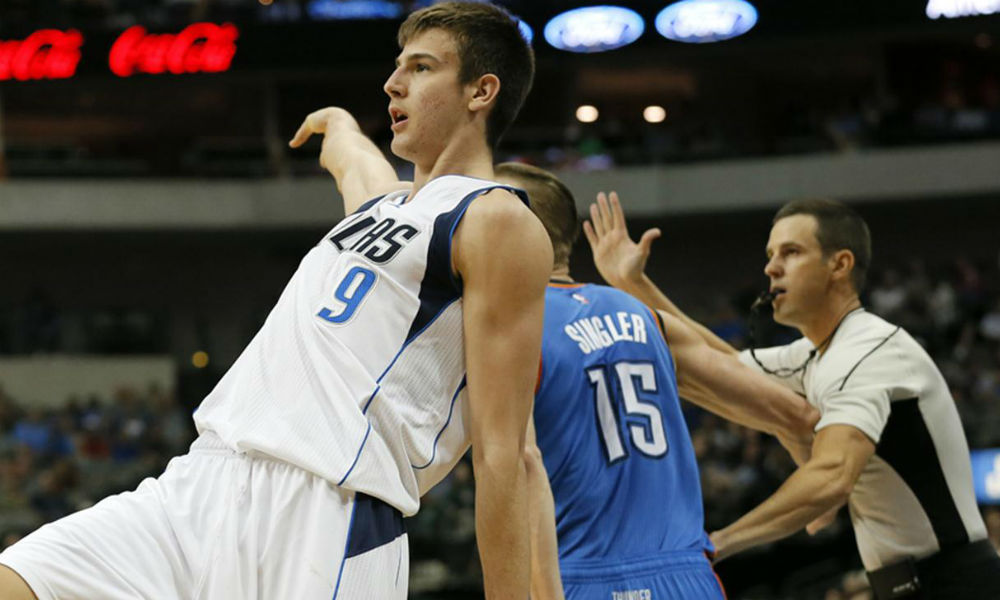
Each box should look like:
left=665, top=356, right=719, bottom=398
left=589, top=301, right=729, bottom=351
left=646, top=306, right=669, bottom=344
left=535, top=355, right=543, bottom=395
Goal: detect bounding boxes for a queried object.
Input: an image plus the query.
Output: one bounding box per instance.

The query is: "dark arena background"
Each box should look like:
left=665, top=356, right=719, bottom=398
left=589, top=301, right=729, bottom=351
left=2, top=1, right=1000, bottom=598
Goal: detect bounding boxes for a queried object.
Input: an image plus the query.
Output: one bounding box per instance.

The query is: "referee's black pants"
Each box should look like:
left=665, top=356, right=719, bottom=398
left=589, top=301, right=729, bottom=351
left=867, top=540, right=1000, bottom=600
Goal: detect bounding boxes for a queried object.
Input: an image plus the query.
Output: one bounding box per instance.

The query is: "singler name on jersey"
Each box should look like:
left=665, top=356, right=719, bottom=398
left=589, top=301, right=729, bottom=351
left=563, top=311, right=648, bottom=354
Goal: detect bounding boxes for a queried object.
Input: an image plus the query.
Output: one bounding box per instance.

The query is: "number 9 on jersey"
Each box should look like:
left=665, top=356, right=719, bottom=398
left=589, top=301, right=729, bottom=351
left=318, top=266, right=377, bottom=324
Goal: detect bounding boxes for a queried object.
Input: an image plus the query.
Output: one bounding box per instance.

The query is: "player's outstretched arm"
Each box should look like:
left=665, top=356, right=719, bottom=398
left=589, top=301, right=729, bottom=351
left=454, top=189, right=553, bottom=599
left=710, top=424, right=874, bottom=561
left=660, top=309, right=818, bottom=441
left=289, top=106, right=410, bottom=214
left=525, top=419, right=565, bottom=600
left=584, top=192, right=734, bottom=355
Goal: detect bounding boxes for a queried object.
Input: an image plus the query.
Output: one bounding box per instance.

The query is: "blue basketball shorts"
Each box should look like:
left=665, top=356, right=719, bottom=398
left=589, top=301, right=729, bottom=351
left=560, top=550, right=726, bottom=600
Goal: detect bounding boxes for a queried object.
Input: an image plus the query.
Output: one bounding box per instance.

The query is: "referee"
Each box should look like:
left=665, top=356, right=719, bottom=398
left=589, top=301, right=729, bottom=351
left=584, top=195, right=1000, bottom=599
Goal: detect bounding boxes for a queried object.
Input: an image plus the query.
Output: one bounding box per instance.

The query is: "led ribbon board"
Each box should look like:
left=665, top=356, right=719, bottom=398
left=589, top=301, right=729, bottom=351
left=655, top=0, right=758, bottom=43
left=0, top=30, right=83, bottom=81
left=519, top=20, right=534, bottom=44
left=110, top=23, right=239, bottom=77
left=971, top=449, right=1000, bottom=505
left=307, top=0, right=405, bottom=20
left=926, top=0, right=1000, bottom=18
left=544, top=6, right=645, bottom=53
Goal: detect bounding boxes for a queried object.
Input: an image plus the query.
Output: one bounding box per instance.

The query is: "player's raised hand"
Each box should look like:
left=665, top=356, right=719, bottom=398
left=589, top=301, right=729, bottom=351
left=288, top=106, right=353, bottom=149
left=582, top=191, right=661, bottom=288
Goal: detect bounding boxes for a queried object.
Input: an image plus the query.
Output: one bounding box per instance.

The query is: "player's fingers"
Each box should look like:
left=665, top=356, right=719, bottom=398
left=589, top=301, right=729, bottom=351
left=583, top=220, right=597, bottom=248
left=609, top=191, right=626, bottom=231
left=593, top=192, right=608, bottom=230
left=589, top=202, right=605, bottom=237
left=288, top=120, right=314, bottom=148
left=638, top=228, right=661, bottom=254
left=597, top=192, right=613, bottom=233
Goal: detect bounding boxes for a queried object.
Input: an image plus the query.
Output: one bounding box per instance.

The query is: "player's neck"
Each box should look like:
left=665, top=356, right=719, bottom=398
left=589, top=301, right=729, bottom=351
left=550, top=265, right=572, bottom=282
left=800, top=292, right=862, bottom=353
left=411, top=131, right=493, bottom=195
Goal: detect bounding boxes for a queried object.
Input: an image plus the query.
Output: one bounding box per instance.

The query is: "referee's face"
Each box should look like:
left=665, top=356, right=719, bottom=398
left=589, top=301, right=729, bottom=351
left=764, top=215, right=834, bottom=329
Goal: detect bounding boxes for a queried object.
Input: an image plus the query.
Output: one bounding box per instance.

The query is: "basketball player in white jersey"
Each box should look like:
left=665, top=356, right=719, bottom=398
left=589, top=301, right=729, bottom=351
left=0, top=3, right=550, bottom=599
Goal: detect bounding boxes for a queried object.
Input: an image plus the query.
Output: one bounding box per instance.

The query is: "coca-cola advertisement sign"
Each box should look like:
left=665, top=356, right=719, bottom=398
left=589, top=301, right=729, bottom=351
left=109, top=22, right=239, bottom=77
left=0, top=29, right=84, bottom=81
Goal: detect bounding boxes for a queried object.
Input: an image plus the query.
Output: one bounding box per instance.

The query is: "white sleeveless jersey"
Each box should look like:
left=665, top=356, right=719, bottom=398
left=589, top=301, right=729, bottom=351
left=193, top=175, right=528, bottom=516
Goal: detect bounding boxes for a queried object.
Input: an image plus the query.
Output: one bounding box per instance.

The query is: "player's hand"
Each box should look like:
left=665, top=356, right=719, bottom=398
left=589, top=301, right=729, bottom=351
left=582, top=191, right=660, bottom=288
left=805, top=506, right=840, bottom=536
left=708, top=531, right=731, bottom=563
left=288, top=106, right=353, bottom=149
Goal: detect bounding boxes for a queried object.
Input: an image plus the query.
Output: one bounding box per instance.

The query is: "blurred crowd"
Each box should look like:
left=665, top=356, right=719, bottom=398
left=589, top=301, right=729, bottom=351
left=1, top=255, right=999, bottom=598
left=504, top=63, right=1000, bottom=173
left=0, top=384, right=194, bottom=548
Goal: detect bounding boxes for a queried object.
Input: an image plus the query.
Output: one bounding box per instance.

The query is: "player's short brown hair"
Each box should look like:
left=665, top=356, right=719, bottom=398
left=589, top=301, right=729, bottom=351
left=774, top=198, right=872, bottom=293
left=495, top=162, right=578, bottom=269
left=398, top=2, right=535, bottom=148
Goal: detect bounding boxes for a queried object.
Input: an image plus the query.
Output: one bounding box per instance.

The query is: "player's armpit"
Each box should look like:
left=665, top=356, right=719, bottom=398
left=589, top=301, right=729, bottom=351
left=289, top=106, right=406, bottom=214
left=663, top=309, right=817, bottom=440
left=454, top=189, right=553, bottom=600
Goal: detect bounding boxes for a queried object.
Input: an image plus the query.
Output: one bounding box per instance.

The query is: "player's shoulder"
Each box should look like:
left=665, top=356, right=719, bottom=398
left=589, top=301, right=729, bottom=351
left=551, top=283, right=643, bottom=308
left=815, top=311, right=910, bottom=391
left=464, top=186, right=532, bottom=220
left=824, top=311, right=902, bottom=364
left=460, top=187, right=546, bottom=247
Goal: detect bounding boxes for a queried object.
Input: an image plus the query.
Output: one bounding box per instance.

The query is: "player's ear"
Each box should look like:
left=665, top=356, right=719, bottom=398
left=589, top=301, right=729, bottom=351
left=830, top=249, right=855, bottom=284
left=468, top=73, right=500, bottom=114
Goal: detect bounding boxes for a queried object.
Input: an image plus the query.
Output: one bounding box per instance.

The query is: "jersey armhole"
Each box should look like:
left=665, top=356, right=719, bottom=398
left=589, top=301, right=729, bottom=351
left=444, top=185, right=531, bottom=291
left=648, top=307, right=669, bottom=343
left=348, top=193, right=389, bottom=216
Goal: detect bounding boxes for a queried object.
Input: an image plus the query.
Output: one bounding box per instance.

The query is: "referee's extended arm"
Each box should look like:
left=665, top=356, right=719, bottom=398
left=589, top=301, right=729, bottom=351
left=709, top=424, right=874, bottom=561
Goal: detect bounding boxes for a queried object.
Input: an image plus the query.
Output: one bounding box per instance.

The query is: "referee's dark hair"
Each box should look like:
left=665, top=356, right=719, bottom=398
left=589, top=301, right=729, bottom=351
left=495, top=162, right=579, bottom=269
left=774, top=198, right=872, bottom=293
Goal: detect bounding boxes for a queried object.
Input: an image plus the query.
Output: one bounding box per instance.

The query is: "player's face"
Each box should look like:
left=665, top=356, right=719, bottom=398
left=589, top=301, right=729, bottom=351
left=384, top=29, right=469, bottom=165
left=763, top=215, right=835, bottom=328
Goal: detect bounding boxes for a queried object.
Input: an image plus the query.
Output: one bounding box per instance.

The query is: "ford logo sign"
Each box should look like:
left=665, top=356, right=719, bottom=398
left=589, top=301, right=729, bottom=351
left=544, top=6, right=645, bottom=53
left=926, top=0, right=1000, bottom=19
left=655, top=0, right=758, bottom=44
left=518, top=19, right=534, bottom=44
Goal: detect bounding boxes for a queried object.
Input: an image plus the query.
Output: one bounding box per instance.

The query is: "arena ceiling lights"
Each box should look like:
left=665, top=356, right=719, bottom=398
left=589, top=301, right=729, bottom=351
left=655, top=0, right=758, bottom=44
left=925, top=0, right=1000, bottom=19
left=543, top=6, right=645, bottom=53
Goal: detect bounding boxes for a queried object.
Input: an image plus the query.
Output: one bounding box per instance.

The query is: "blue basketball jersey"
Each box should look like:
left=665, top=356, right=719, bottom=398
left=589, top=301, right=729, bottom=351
left=535, top=283, right=712, bottom=567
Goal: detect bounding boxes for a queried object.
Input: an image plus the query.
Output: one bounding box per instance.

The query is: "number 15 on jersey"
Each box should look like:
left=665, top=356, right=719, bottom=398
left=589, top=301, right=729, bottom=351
left=588, top=361, right=669, bottom=464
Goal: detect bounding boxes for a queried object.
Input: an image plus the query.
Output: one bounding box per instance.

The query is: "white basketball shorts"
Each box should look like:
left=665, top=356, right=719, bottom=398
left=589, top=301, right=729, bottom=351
left=0, top=432, right=408, bottom=599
